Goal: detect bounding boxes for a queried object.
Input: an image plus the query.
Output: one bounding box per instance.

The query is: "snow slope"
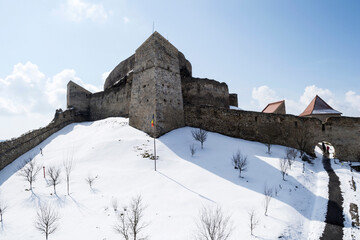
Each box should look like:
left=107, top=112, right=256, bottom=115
left=0, top=117, right=356, bottom=239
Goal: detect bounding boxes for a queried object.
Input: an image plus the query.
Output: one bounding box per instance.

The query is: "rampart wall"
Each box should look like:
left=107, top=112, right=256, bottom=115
left=0, top=109, right=87, bottom=171
left=89, top=74, right=132, bottom=121
left=181, top=77, right=229, bottom=108
left=184, top=105, right=360, bottom=162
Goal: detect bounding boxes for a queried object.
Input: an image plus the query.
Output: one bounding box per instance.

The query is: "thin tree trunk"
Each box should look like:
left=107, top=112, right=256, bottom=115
left=67, top=177, right=69, bottom=195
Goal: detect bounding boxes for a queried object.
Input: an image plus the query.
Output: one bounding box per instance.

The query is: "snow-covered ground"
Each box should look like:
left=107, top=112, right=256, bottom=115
left=332, top=161, right=360, bottom=239
left=0, top=117, right=358, bottom=239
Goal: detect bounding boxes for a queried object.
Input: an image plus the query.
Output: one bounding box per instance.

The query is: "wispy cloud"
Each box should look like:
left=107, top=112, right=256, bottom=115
left=57, top=0, right=109, bottom=23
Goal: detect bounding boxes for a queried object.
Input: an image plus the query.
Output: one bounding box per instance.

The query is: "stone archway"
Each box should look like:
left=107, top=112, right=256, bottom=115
left=315, top=141, right=336, bottom=159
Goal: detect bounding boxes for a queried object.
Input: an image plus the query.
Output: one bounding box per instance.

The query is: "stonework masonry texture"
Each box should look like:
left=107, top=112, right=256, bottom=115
left=1, top=31, right=360, bottom=171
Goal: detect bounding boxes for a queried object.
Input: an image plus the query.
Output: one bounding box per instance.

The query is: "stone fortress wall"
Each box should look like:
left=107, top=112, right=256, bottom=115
left=0, top=109, right=87, bottom=170
left=184, top=105, right=360, bottom=162
left=1, top=31, right=359, bottom=171
left=67, top=32, right=237, bottom=136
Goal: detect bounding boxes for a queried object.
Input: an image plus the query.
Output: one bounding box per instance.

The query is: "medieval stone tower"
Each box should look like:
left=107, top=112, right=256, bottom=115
left=129, top=32, right=185, bottom=137
left=3, top=31, right=360, bottom=173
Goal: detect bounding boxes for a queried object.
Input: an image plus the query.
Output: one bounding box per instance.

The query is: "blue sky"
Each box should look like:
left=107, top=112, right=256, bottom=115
left=1, top=0, right=359, bottom=139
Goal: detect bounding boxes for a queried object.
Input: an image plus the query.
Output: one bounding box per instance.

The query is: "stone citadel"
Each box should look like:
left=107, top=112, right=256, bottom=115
left=1, top=32, right=360, bottom=171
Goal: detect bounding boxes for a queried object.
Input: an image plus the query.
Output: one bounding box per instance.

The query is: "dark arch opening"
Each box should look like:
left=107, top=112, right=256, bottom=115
left=315, top=141, right=336, bottom=159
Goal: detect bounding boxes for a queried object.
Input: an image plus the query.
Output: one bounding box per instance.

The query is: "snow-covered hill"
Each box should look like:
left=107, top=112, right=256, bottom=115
left=0, top=117, right=358, bottom=239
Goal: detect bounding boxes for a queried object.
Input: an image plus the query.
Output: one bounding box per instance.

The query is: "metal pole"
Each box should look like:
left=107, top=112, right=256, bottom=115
left=154, top=135, right=157, bottom=171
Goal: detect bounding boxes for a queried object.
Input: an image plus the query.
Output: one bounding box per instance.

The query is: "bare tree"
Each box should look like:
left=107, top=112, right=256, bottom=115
left=190, top=144, right=197, bottom=157
left=115, top=195, right=148, bottom=240
left=85, top=175, right=98, bottom=189
left=264, top=185, right=273, bottom=216
left=284, top=148, right=296, bottom=170
left=63, top=157, right=73, bottom=195
left=231, top=150, right=248, bottom=178
left=47, top=167, right=61, bottom=195
left=279, top=158, right=289, bottom=181
left=195, top=206, right=232, bottom=240
left=264, top=143, right=272, bottom=154
left=112, top=198, right=118, bottom=212
left=0, top=198, right=7, bottom=223
left=35, top=203, right=60, bottom=240
left=192, top=128, right=208, bottom=149
left=296, top=129, right=310, bottom=157
left=248, top=209, right=259, bottom=236
left=285, top=148, right=297, bottom=160
left=18, top=157, right=41, bottom=190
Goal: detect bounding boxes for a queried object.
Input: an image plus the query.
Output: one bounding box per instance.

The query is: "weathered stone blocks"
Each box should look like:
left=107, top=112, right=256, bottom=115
left=129, top=32, right=185, bottom=137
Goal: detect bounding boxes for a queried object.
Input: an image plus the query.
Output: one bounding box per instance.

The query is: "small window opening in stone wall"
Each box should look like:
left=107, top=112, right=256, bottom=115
left=255, top=116, right=258, bottom=122
left=295, top=121, right=298, bottom=127
left=322, top=124, right=325, bottom=131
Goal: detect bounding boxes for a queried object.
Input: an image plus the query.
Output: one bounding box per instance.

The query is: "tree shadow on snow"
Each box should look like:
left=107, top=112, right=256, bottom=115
left=158, top=127, right=330, bottom=222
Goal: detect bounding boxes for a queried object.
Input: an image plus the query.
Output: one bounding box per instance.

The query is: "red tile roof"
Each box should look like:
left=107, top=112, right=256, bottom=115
left=262, top=100, right=285, bottom=113
left=299, top=95, right=342, bottom=116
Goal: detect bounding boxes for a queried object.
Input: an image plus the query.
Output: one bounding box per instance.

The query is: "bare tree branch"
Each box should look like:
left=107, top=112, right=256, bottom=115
left=18, top=156, right=41, bottom=190
left=285, top=147, right=297, bottom=170
left=192, top=129, right=208, bottom=149
left=279, top=158, right=289, bottom=181
left=264, top=143, right=272, bottom=154
left=190, top=144, right=197, bottom=157
left=63, top=153, right=74, bottom=195
left=0, top=198, right=7, bottom=223
left=231, top=150, right=248, bottom=178
left=195, top=206, right=232, bottom=240
left=264, top=185, right=273, bottom=216
left=114, top=195, right=148, bottom=240
left=248, top=209, right=259, bottom=236
left=85, top=175, right=98, bottom=189
left=47, top=167, right=61, bottom=195
left=35, top=203, right=60, bottom=240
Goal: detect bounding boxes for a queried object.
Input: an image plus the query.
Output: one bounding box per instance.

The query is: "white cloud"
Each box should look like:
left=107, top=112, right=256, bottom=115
left=300, top=85, right=333, bottom=106
left=0, top=62, right=99, bottom=116
left=101, top=71, right=110, bottom=83
left=250, top=84, right=356, bottom=116
left=58, top=0, right=109, bottom=23
left=123, top=16, right=130, bottom=24
left=345, top=91, right=360, bottom=115
left=0, top=62, right=101, bottom=139
left=251, top=85, right=278, bottom=109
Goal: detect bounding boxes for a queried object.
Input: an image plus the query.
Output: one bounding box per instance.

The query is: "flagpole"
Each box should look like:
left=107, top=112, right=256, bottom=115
left=154, top=133, right=156, bottom=171
left=152, top=114, right=157, bottom=171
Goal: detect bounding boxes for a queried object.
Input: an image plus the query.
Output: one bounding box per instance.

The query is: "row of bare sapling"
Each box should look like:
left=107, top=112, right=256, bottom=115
left=17, top=154, right=74, bottom=195
left=9, top=152, right=99, bottom=240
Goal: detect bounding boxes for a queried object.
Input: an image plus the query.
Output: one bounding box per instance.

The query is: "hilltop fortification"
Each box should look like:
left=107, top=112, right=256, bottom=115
left=67, top=32, right=236, bottom=137
left=1, top=32, right=360, bottom=171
